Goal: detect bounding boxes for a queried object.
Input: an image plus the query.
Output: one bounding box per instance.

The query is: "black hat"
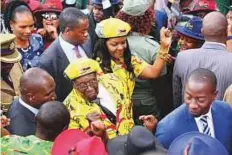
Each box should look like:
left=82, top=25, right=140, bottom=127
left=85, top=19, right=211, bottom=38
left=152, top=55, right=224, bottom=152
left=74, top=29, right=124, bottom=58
left=107, top=126, right=167, bottom=155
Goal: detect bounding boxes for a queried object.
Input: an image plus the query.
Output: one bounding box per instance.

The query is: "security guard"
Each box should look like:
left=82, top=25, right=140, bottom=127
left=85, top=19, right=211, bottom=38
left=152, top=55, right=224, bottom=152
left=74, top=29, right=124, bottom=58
left=1, top=34, right=23, bottom=113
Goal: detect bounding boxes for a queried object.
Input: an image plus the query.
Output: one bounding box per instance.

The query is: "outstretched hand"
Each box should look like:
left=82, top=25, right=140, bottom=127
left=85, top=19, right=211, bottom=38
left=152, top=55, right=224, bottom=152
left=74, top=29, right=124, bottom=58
left=139, top=115, right=158, bottom=132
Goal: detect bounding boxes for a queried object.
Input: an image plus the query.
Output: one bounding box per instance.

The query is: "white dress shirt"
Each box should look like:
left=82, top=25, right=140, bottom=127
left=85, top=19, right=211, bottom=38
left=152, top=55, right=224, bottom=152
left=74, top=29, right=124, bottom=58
left=194, top=107, right=215, bottom=138
left=59, top=35, right=87, bottom=63
left=19, top=98, right=39, bottom=115
left=98, top=84, right=116, bottom=115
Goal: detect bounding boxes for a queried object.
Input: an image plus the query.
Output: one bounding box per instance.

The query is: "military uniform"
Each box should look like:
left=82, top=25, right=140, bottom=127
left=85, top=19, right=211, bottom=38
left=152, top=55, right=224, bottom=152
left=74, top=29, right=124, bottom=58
left=128, top=32, right=166, bottom=122
left=0, top=34, right=23, bottom=113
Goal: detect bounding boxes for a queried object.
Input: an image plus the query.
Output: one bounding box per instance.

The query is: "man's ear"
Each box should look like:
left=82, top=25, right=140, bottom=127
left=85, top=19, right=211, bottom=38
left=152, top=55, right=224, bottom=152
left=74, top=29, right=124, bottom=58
left=213, top=90, right=218, bottom=100
left=64, top=27, right=71, bottom=34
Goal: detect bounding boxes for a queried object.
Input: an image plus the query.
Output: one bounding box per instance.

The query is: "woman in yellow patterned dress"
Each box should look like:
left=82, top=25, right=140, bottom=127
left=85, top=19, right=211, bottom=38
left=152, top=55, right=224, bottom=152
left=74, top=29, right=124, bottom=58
left=93, top=18, right=172, bottom=135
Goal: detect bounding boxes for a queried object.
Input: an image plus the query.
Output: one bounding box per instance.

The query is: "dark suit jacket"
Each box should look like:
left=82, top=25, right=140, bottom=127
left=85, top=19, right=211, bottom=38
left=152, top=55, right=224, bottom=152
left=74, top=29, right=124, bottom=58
left=155, top=100, right=232, bottom=153
left=173, top=43, right=232, bottom=107
left=37, top=38, right=92, bottom=101
left=6, top=98, right=36, bottom=136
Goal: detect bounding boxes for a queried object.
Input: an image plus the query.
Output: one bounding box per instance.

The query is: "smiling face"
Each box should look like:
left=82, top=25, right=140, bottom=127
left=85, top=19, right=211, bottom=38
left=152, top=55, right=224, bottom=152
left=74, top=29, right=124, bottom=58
left=42, top=12, right=60, bottom=29
left=106, top=36, right=127, bottom=60
left=10, top=12, right=34, bottom=41
left=184, top=80, right=217, bottom=117
left=178, top=35, right=203, bottom=51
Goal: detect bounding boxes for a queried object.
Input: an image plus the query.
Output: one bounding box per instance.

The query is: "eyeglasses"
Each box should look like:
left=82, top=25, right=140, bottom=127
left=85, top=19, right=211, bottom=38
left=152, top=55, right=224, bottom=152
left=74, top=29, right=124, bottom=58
left=41, top=13, right=59, bottom=20
left=76, top=79, right=98, bottom=91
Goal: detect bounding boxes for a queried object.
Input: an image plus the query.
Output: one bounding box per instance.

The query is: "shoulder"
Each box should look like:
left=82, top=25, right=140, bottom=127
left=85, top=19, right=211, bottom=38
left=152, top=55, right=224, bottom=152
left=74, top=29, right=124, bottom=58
left=212, top=100, right=232, bottom=113
left=158, top=104, right=187, bottom=127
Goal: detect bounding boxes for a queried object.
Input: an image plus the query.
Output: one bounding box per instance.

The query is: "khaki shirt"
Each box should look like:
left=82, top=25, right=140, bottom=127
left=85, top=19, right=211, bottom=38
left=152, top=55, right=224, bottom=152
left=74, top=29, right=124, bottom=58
left=1, top=63, right=23, bottom=112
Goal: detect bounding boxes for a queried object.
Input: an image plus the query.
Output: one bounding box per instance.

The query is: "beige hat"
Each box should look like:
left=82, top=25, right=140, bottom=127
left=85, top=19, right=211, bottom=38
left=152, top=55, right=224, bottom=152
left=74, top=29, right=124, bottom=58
left=0, top=34, right=22, bottom=63
left=121, top=0, right=151, bottom=16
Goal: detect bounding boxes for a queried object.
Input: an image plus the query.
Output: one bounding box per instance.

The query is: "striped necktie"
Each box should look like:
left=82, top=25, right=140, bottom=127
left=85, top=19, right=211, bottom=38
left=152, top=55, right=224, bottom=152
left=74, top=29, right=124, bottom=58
left=200, top=115, right=211, bottom=136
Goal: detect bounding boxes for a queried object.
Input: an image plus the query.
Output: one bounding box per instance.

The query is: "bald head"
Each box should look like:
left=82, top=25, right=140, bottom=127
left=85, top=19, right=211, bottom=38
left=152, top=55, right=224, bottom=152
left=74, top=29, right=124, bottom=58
left=20, top=67, right=53, bottom=93
left=186, top=68, right=217, bottom=92
left=202, top=12, right=228, bottom=43
left=20, top=68, right=56, bottom=108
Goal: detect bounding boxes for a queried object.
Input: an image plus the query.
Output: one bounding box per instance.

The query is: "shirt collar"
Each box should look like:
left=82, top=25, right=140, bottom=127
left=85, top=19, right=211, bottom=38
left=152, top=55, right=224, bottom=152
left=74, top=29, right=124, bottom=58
left=19, top=98, right=39, bottom=115
left=205, top=41, right=226, bottom=48
left=59, top=34, right=75, bottom=49
left=195, top=106, right=213, bottom=122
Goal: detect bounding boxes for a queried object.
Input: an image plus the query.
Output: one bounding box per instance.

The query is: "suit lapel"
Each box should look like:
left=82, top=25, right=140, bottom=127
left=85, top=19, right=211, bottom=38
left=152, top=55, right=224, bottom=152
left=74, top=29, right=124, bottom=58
left=17, top=101, right=36, bottom=123
left=211, top=102, right=223, bottom=141
left=56, top=39, right=70, bottom=71
left=184, top=105, right=199, bottom=131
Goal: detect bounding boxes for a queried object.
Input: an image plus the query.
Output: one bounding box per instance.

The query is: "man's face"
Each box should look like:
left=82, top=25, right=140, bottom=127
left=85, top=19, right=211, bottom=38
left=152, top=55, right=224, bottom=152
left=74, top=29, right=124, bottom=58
left=68, top=18, right=89, bottom=45
left=92, top=4, right=104, bottom=22
left=73, top=73, right=99, bottom=102
left=31, top=76, right=56, bottom=109
left=226, top=10, right=232, bottom=25
left=184, top=81, right=217, bottom=117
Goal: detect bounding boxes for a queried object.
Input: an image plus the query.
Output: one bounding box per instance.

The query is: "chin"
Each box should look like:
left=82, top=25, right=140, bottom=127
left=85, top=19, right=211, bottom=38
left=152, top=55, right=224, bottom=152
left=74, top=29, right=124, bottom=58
left=88, top=95, right=97, bottom=102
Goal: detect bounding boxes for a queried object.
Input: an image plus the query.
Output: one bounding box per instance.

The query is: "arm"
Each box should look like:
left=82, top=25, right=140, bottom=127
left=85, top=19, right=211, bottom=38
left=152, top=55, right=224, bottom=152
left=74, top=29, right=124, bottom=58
left=172, top=56, right=183, bottom=108
left=139, top=28, right=172, bottom=79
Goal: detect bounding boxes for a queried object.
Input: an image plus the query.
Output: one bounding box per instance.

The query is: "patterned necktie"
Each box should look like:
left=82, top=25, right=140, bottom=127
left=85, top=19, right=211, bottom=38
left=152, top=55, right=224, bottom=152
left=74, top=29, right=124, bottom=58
left=73, top=46, right=81, bottom=58
left=200, top=115, right=211, bottom=136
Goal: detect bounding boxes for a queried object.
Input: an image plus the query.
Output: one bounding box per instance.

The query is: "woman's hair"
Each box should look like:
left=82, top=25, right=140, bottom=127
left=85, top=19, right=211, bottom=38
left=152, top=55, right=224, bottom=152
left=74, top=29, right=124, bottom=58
left=4, top=0, right=33, bottom=33
left=116, top=8, right=154, bottom=35
left=93, top=38, right=135, bottom=78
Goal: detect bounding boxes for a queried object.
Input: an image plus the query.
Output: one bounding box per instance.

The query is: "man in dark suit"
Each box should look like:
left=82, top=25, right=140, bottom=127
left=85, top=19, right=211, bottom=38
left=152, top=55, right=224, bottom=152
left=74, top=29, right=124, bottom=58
left=156, top=68, right=232, bottom=153
left=37, top=7, right=92, bottom=101
left=173, top=11, right=232, bottom=107
left=7, top=68, right=56, bottom=136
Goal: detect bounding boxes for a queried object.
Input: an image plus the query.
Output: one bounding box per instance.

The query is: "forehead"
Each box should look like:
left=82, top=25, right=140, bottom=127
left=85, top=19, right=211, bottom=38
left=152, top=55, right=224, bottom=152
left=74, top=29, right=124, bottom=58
left=74, top=73, right=97, bottom=83
left=185, top=80, right=213, bottom=95
left=107, top=36, right=127, bottom=43
left=13, top=12, right=34, bottom=24
left=75, top=18, right=89, bottom=29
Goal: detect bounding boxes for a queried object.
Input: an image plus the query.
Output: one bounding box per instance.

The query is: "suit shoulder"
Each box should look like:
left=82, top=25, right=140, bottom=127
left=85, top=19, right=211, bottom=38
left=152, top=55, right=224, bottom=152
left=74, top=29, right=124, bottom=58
left=213, top=100, right=232, bottom=114
left=158, top=104, right=187, bottom=127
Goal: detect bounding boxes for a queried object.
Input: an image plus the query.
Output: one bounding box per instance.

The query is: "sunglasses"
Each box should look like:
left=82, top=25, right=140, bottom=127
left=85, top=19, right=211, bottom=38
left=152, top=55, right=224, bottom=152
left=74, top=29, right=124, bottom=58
left=42, top=13, right=59, bottom=20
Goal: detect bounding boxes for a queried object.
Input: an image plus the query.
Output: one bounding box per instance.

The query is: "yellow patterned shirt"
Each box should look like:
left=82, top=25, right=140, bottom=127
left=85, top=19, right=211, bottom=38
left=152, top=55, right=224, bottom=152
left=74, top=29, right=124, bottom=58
left=63, top=89, right=117, bottom=139
left=99, top=56, right=149, bottom=135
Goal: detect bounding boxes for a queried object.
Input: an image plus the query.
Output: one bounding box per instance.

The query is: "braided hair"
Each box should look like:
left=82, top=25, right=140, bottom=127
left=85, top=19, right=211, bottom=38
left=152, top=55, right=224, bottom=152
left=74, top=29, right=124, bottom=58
left=4, top=0, right=33, bottom=33
left=93, top=38, right=135, bottom=78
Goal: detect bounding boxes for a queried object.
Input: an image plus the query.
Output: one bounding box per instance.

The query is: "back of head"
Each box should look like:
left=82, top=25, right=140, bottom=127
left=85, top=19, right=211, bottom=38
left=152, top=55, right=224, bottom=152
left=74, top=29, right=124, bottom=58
left=36, top=101, right=70, bottom=141
left=59, top=7, right=87, bottom=33
left=202, top=11, right=228, bottom=43
left=187, top=68, right=217, bottom=91
left=4, top=0, right=33, bottom=33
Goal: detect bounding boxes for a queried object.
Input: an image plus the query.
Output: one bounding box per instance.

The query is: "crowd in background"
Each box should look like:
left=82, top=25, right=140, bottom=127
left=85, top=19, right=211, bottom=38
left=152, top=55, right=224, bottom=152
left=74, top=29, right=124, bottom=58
left=1, top=0, right=232, bottom=154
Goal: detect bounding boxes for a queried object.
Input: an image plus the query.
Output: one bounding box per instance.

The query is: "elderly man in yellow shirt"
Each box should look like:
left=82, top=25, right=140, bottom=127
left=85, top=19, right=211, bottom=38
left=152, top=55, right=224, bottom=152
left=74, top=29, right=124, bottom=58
left=64, top=58, right=158, bottom=139
left=64, top=58, right=120, bottom=139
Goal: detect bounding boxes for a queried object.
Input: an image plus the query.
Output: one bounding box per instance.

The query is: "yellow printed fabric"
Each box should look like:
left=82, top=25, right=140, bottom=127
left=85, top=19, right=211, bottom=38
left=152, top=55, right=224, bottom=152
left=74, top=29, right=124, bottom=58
left=98, top=56, right=148, bottom=135
left=1, top=135, right=52, bottom=155
left=63, top=89, right=117, bottom=139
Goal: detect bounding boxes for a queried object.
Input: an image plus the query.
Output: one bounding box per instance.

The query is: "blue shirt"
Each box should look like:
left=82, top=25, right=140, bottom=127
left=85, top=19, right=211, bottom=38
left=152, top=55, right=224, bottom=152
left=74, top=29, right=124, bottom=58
left=18, top=34, right=44, bottom=71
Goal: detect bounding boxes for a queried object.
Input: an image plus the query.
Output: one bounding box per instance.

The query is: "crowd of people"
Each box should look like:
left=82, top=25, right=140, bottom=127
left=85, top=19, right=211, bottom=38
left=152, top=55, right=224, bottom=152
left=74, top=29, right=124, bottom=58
left=1, top=0, right=232, bottom=154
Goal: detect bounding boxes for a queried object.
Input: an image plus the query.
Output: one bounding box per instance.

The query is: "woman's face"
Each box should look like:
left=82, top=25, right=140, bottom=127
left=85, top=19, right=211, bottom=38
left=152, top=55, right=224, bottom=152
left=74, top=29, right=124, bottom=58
left=178, top=35, right=202, bottom=51
left=42, top=12, right=60, bottom=29
left=226, top=11, right=232, bottom=25
left=106, top=36, right=127, bottom=60
left=10, top=12, right=34, bottom=41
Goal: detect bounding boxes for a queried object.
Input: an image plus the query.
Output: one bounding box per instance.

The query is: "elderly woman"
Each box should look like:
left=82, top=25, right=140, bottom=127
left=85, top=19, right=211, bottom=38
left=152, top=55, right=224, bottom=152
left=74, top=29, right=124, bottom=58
left=34, top=0, right=63, bottom=49
left=94, top=18, right=171, bottom=134
left=4, top=1, right=44, bottom=71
